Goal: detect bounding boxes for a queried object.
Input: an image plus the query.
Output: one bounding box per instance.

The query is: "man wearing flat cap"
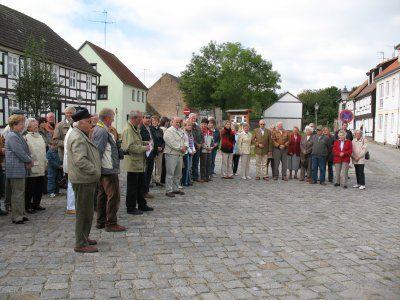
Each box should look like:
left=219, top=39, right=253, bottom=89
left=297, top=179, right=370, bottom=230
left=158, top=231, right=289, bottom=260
left=66, top=108, right=101, bottom=253
left=310, top=125, right=330, bottom=185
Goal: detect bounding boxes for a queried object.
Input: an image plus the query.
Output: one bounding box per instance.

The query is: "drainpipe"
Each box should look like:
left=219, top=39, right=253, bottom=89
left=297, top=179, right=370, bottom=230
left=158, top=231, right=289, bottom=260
left=397, top=73, right=400, bottom=144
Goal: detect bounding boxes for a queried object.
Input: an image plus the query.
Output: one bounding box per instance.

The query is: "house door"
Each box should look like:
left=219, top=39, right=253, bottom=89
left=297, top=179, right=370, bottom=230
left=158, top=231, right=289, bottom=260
left=384, top=114, right=388, bottom=143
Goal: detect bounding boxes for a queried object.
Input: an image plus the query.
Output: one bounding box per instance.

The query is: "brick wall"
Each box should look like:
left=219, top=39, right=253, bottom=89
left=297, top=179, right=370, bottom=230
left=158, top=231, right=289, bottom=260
left=147, top=73, right=187, bottom=118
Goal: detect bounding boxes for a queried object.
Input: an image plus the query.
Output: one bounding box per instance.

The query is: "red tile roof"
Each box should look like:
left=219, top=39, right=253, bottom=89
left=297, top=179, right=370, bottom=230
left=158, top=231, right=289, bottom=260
left=374, top=59, right=400, bottom=80
left=349, top=80, right=368, bottom=99
left=83, top=41, right=147, bottom=90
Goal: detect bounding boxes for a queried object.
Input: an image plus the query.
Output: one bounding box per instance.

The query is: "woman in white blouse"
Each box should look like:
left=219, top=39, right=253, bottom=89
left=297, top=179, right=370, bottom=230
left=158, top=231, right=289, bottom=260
left=237, top=123, right=253, bottom=179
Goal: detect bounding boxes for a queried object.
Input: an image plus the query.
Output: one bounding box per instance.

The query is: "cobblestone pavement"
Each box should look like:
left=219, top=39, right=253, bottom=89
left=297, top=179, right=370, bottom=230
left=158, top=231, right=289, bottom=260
left=0, top=143, right=399, bottom=299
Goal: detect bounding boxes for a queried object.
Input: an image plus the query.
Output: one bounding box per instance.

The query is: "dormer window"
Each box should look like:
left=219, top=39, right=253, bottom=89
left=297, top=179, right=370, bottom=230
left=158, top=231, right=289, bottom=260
left=379, top=67, right=382, bottom=73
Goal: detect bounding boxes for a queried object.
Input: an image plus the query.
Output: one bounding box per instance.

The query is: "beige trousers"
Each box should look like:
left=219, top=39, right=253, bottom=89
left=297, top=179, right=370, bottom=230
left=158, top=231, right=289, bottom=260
left=335, top=162, right=349, bottom=186
left=221, top=153, right=233, bottom=177
left=241, top=154, right=251, bottom=178
left=255, top=154, right=267, bottom=178
left=153, top=153, right=163, bottom=183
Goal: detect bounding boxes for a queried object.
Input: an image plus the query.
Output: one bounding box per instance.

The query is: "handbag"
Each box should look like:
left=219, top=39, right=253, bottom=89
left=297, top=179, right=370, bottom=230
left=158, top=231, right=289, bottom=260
left=362, top=139, right=370, bottom=160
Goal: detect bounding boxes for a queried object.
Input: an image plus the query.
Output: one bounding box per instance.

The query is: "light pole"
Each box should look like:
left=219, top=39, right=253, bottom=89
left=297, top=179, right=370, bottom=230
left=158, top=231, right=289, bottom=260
left=175, top=103, right=181, bottom=117
left=314, top=102, right=319, bottom=126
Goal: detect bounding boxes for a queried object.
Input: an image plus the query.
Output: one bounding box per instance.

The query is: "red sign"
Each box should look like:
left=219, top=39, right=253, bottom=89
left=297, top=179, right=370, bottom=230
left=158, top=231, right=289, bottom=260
left=339, top=110, right=354, bottom=123
left=183, top=107, right=191, bottom=116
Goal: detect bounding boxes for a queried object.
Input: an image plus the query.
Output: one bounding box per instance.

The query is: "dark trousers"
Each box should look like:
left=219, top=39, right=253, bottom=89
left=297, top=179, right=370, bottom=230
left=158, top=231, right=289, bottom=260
left=311, top=155, right=326, bottom=183
left=232, top=154, right=240, bottom=174
left=72, top=182, right=96, bottom=248
left=182, top=154, right=192, bottom=186
left=126, top=172, right=147, bottom=212
left=161, top=155, right=166, bottom=184
left=0, top=167, right=4, bottom=198
left=327, top=161, right=334, bottom=182
left=144, top=157, right=155, bottom=193
left=97, top=174, right=120, bottom=227
left=191, top=150, right=200, bottom=181
left=355, top=164, right=365, bottom=186
left=25, top=176, right=44, bottom=209
left=200, top=152, right=211, bottom=180
left=211, top=148, right=218, bottom=174
left=267, top=157, right=275, bottom=176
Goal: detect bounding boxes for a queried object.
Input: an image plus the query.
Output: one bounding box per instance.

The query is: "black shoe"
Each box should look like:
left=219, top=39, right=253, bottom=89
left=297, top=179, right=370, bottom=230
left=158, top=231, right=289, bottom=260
left=334, top=183, right=340, bottom=187
left=35, top=206, right=46, bottom=211
left=96, top=223, right=105, bottom=229
left=343, top=185, right=348, bottom=189
left=127, top=209, right=143, bottom=215
left=139, top=206, right=154, bottom=212
left=320, top=182, right=326, bottom=185
left=22, top=217, right=29, bottom=221
left=26, top=208, right=36, bottom=214
left=12, top=220, right=25, bottom=224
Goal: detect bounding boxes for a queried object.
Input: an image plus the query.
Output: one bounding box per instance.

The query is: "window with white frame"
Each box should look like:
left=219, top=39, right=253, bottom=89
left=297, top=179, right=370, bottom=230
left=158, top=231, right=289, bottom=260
left=0, top=52, right=4, bottom=75
left=142, top=91, right=145, bottom=103
left=7, top=54, right=19, bottom=78
left=379, top=83, right=384, bottom=99
left=378, top=115, right=383, bottom=130
left=391, top=113, right=394, bottom=133
left=392, top=78, right=396, bottom=97
left=386, top=81, right=389, bottom=97
left=132, top=90, right=135, bottom=101
left=379, top=98, right=383, bottom=109
left=137, top=90, right=140, bottom=102
left=86, top=75, right=92, bottom=91
left=70, top=71, right=77, bottom=88
left=52, top=65, right=59, bottom=83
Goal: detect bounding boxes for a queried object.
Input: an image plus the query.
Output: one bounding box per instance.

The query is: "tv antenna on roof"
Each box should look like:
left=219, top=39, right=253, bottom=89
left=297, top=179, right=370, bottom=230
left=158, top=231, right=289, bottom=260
left=89, top=10, right=115, bottom=49
left=377, top=51, right=385, bottom=62
left=385, top=45, right=396, bottom=58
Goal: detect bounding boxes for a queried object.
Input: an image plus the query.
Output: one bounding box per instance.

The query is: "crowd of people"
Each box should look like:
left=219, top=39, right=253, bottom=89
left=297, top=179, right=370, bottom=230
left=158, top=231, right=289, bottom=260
left=0, top=107, right=369, bottom=253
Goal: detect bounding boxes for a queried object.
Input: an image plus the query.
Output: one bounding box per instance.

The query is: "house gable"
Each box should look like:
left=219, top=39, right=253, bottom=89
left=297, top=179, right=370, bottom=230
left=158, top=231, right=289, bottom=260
left=263, top=92, right=302, bottom=119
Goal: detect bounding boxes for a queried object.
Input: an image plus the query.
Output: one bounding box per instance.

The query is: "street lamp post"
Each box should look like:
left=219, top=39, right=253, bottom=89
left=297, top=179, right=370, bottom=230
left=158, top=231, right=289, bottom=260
left=314, top=102, right=319, bottom=126
left=176, top=103, right=181, bottom=117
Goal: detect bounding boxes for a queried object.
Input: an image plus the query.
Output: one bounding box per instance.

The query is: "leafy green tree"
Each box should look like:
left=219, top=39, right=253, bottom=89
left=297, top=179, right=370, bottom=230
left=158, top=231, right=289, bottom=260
left=298, top=86, right=341, bottom=129
left=15, top=36, right=60, bottom=117
left=180, top=41, right=280, bottom=117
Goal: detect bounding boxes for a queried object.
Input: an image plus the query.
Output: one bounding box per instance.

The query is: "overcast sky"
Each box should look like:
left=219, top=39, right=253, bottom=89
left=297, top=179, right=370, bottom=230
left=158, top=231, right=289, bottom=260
left=3, top=0, right=400, bottom=94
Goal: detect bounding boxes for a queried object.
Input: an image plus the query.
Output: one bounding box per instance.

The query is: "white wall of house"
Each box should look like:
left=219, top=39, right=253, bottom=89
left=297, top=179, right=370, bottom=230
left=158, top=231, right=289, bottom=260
left=374, top=71, right=400, bottom=145
left=263, top=92, right=303, bottom=129
left=354, top=94, right=373, bottom=136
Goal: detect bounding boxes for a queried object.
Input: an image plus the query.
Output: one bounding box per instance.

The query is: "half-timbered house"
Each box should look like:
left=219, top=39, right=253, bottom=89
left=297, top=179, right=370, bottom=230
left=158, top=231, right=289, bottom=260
left=0, top=4, right=99, bottom=126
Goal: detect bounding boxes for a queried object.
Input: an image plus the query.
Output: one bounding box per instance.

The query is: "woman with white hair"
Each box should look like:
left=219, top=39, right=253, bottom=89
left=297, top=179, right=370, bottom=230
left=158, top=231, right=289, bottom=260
left=299, top=126, right=313, bottom=182
left=24, top=118, right=47, bottom=213
left=351, top=130, right=368, bottom=190
left=333, top=130, right=353, bottom=188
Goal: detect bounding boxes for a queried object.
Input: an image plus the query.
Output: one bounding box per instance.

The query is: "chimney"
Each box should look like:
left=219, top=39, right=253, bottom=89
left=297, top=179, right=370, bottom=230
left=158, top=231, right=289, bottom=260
left=396, top=43, right=400, bottom=62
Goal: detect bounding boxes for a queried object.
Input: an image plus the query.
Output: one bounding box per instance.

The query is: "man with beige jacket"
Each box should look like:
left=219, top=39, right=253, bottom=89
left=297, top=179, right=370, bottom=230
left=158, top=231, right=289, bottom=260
left=252, top=120, right=272, bottom=180
left=66, top=108, right=101, bottom=253
left=164, top=117, right=186, bottom=197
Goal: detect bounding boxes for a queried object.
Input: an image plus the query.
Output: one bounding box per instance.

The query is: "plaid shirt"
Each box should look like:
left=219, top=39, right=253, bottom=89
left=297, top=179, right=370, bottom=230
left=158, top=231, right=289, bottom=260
left=5, top=131, right=32, bottom=178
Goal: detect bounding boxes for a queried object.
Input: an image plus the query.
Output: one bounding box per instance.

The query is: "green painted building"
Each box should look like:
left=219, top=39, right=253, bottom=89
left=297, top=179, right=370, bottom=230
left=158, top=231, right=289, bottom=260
left=78, top=41, right=147, bottom=133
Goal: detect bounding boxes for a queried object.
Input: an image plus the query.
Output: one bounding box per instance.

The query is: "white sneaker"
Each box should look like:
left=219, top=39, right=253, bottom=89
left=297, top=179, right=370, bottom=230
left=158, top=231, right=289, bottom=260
left=241, top=176, right=247, bottom=180
left=49, top=193, right=56, bottom=198
left=247, top=176, right=252, bottom=180
left=359, top=185, right=365, bottom=190
left=352, top=185, right=360, bottom=188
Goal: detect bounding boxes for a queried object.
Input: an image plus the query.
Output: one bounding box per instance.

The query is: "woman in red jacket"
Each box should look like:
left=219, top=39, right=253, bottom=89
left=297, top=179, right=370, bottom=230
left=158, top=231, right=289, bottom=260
left=220, top=120, right=235, bottom=179
left=333, top=130, right=352, bottom=188
left=287, top=126, right=302, bottom=179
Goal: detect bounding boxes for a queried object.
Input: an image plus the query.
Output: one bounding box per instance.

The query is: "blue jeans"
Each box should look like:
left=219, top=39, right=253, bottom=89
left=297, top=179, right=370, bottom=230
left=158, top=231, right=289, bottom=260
left=47, top=167, right=60, bottom=194
left=211, top=148, right=218, bottom=174
left=191, top=150, right=200, bottom=181
left=311, top=155, right=326, bottom=183
left=182, top=154, right=192, bottom=186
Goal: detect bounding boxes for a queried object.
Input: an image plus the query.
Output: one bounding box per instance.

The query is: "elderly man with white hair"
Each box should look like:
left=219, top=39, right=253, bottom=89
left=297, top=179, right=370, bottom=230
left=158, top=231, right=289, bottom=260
left=299, top=126, right=314, bottom=182
left=53, top=106, right=76, bottom=161
left=164, top=117, right=186, bottom=197
left=271, top=121, right=290, bottom=180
